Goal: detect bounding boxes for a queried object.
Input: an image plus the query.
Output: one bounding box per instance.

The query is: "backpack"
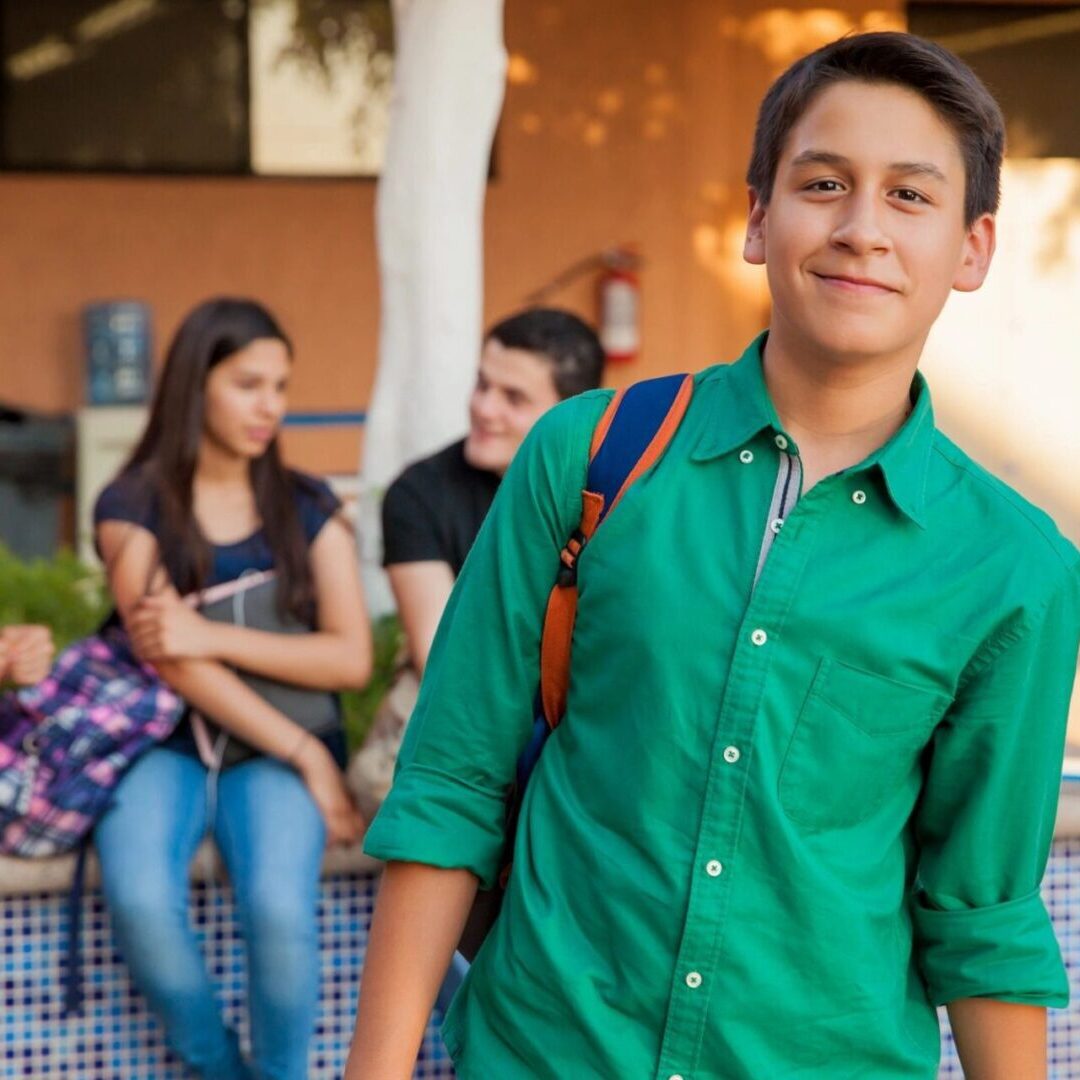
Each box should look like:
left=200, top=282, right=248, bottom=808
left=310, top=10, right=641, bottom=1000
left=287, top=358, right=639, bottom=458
left=0, top=624, right=184, bottom=857
left=0, top=625, right=186, bottom=1015
left=458, top=372, right=694, bottom=960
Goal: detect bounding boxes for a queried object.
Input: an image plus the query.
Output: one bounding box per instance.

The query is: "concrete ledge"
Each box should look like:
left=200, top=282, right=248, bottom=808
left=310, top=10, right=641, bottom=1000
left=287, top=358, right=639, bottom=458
left=3, top=782, right=1078, bottom=898
left=0, top=838, right=383, bottom=898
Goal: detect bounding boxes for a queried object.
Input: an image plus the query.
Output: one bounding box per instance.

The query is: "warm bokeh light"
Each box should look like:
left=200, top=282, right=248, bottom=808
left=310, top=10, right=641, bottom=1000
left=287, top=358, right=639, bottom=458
left=519, top=112, right=543, bottom=135
left=644, top=62, right=668, bottom=86
left=582, top=119, right=607, bottom=147
left=506, top=52, right=539, bottom=86
left=718, top=7, right=904, bottom=69
left=596, top=89, right=624, bottom=116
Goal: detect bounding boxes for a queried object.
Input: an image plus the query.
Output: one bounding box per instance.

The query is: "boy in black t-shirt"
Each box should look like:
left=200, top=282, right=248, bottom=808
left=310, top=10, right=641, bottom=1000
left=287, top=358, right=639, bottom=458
left=381, top=307, right=604, bottom=674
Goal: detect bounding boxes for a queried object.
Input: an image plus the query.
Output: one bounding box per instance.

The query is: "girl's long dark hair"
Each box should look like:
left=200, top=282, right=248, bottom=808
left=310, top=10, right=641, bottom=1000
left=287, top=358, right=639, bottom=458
left=121, top=297, right=321, bottom=621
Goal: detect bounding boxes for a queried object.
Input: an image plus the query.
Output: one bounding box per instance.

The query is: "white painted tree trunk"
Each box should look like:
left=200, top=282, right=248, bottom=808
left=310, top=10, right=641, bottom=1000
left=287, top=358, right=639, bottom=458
left=359, top=0, right=507, bottom=613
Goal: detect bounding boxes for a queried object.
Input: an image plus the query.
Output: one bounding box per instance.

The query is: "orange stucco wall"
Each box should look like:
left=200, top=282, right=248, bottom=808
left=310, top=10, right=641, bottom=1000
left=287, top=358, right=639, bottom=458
left=0, top=1, right=902, bottom=474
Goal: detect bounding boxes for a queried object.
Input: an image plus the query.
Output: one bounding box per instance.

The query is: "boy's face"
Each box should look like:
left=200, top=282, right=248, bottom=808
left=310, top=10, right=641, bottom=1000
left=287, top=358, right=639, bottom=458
left=464, top=338, right=561, bottom=476
left=744, top=79, right=995, bottom=364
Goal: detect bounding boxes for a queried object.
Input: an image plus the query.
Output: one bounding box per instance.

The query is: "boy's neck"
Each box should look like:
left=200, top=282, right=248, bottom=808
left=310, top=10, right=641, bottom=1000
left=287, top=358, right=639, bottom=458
left=761, top=321, right=922, bottom=493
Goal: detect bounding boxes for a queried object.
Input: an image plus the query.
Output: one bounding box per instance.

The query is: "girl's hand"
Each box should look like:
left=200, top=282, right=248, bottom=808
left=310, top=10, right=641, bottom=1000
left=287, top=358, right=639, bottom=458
left=0, top=625, right=55, bottom=686
left=129, top=591, right=214, bottom=662
left=294, top=736, right=366, bottom=847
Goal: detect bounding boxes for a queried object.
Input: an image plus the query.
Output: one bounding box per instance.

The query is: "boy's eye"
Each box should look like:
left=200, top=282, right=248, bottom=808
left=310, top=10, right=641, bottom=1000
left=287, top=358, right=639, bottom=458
left=892, top=188, right=928, bottom=204
left=806, top=179, right=844, bottom=193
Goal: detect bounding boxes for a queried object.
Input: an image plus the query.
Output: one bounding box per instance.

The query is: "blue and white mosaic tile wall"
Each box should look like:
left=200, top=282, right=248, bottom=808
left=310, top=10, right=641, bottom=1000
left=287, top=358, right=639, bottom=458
left=2, top=872, right=453, bottom=1079
left=3, top=842, right=1079, bottom=1078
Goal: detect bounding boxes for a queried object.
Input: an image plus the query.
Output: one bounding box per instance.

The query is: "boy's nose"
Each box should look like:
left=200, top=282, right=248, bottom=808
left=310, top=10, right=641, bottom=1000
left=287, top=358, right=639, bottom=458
left=472, top=390, right=500, bottom=420
left=830, top=196, right=891, bottom=256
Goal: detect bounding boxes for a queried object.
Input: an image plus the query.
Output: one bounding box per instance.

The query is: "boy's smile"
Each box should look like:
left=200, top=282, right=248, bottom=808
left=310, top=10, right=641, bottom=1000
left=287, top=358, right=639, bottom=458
left=744, top=80, right=995, bottom=369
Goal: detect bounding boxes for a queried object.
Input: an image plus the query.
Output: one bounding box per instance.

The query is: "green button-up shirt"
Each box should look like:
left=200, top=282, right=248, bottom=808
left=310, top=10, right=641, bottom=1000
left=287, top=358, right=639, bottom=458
left=365, top=334, right=1080, bottom=1080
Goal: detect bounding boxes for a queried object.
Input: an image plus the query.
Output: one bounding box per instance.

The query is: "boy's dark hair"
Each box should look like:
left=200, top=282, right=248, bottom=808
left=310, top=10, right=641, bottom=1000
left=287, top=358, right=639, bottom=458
left=486, top=307, right=605, bottom=399
left=746, top=31, right=1005, bottom=226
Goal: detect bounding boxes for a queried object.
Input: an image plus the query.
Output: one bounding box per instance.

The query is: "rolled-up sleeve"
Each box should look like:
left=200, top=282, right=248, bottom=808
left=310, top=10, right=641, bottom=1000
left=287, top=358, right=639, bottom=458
left=363, top=392, right=611, bottom=888
left=911, top=559, right=1080, bottom=1007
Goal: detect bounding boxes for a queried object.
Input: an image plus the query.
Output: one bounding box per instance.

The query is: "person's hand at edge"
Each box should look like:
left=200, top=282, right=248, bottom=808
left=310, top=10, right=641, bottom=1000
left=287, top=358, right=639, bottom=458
left=0, top=625, right=55, bottom=686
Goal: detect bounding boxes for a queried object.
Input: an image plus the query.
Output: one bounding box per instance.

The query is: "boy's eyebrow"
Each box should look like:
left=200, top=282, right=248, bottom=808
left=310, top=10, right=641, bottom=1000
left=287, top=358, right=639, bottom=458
left=788, top=149, right=948, bottom=183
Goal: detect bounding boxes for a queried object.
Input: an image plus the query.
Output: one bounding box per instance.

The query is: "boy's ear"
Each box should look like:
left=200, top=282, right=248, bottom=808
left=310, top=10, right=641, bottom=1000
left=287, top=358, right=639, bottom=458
left=952, top=212, right=996, bottom=293
left=744, top=187, right=767, bottom=266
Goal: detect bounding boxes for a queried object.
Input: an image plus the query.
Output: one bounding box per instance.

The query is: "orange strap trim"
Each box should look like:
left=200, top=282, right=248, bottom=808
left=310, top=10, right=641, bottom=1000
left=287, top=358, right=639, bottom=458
left=578, top=489, right=604, bottom=542
left=540, top=581, right=578, bottom=730
left=540, top=490, right=604, bottom=729
left=605, top=374, right=693, bottom=518
left=589, top=388, right=625, bottom=461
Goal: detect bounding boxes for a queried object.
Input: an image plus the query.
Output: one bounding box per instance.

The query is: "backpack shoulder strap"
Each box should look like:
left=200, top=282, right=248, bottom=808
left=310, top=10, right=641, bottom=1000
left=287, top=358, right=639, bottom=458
left=539, top=373, right=694, bottom=731
left=586, top=373, right=695, bottom=524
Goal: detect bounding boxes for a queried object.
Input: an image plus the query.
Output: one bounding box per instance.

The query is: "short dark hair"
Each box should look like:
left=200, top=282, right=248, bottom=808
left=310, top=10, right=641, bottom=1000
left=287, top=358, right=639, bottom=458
left=746, top=31, right=1005, bottom=227
left=485, top=307, right=604, bottom=399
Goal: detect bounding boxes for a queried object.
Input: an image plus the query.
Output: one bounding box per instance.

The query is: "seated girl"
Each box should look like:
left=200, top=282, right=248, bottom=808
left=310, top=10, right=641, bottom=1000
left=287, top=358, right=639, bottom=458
left=93, top=297, right=371, bottom=1080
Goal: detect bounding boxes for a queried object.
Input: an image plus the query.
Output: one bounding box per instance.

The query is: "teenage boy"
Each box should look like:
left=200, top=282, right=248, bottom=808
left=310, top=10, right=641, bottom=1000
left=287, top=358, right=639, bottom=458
left=347, top=32, right=1080, bottom=1079
left=382, top=307, right=605, bottom=674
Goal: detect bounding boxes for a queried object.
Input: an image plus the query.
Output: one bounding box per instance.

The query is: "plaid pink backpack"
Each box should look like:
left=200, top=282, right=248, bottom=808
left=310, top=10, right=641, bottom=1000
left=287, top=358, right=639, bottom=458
left=0, top=624, right=184, bottom=857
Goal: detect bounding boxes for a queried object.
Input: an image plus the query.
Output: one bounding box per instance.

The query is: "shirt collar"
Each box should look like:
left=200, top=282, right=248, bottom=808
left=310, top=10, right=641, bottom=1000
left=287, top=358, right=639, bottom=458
left=690, top=332, right=781, bottom=462
left=691, top=331, right=936, bottom=528
left=859, top=370, right=935, bottom=529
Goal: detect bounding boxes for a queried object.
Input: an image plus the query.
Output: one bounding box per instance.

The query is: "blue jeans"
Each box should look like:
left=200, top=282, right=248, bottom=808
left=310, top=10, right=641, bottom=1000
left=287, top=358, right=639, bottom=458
left=94, top=747, right=326, bottom=1080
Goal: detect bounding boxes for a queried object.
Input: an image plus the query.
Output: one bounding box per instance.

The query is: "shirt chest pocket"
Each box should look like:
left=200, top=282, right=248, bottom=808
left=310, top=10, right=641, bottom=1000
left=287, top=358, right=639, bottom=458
left=778, top=658, right=950, bottom=831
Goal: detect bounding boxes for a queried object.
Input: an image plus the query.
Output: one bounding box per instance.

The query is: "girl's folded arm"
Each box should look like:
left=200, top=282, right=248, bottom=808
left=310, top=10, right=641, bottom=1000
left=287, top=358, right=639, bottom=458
left=110, top=515, right=373, bottom=691
left=98, top=518, right=321, bottom=757
left=206, top=515, right=372, bottom=689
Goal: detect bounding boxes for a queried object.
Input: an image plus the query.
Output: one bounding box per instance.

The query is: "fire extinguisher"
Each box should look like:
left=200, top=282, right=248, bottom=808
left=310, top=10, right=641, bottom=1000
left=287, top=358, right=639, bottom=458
left=525, top=244, right=643, bottom=364
left=596, top=245, right=641, bottom=364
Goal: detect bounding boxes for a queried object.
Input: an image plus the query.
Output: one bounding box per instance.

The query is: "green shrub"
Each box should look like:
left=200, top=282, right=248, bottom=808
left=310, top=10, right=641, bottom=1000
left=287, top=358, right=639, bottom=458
left=0, top=544, right=109, bottom=649
left=340, top=612, right=403, bottom=754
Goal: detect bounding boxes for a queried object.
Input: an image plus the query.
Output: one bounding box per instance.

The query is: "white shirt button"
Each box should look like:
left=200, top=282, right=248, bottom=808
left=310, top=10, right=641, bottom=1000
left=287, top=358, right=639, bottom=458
left=706, top=859, right=723, bottom=877
left=774, top=433, right=789, bottom=450
left=852, top=489, right=867, bottom=505
left=751, top=628, right=767, bottom=646
left=739, top=449, right=754, bottom=464
left=770, top=517, right=784, bottom=534
left=723, top=745, right=740, bottom=763
left=685, top=971, right=703, bottom=989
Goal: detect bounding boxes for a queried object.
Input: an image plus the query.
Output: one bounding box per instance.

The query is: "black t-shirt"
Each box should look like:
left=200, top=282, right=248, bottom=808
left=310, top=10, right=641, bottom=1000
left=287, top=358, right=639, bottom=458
left=381, top=439, right=500, bottom=575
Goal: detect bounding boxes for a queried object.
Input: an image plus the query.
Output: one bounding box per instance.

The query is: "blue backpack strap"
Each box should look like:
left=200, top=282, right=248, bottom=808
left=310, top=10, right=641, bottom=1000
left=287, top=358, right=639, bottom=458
left=518, top=372, right=694, bottom=786
left=586, top=373, right=694, bottom=524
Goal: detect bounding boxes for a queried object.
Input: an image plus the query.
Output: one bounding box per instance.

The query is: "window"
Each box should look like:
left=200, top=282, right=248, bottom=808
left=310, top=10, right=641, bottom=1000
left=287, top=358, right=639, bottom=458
left=0, top=0, right=393, bottom=175
left=908, top=3, right=1080, bottom=156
